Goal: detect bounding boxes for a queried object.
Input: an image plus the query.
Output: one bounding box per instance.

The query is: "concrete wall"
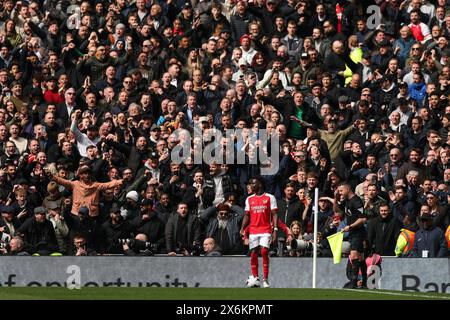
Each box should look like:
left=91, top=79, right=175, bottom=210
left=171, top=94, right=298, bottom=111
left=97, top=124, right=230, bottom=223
left=0, top=257, right=448, bottom=293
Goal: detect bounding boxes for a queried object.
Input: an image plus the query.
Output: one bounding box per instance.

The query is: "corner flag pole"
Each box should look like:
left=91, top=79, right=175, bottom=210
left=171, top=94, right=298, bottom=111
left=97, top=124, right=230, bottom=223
left=312, top=187, right=319, bottom=289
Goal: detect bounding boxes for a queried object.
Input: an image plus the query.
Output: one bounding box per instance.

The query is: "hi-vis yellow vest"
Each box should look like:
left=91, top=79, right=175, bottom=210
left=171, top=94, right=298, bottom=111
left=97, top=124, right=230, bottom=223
left=395, top=229, right=415, bottom=256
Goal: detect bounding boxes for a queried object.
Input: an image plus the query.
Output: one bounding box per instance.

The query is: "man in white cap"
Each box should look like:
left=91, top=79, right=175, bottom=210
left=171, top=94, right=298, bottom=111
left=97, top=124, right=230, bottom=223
left=232, top=58, right=249, bottom=82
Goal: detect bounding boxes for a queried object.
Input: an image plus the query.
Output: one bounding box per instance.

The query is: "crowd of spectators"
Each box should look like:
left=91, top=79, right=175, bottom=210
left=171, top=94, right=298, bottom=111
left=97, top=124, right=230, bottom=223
left=0, top=0, right=448, bottom=258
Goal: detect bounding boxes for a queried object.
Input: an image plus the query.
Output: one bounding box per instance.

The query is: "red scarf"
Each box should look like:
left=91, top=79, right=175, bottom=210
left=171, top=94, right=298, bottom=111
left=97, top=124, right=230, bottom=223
left=336, top=4, right=343, bottom=33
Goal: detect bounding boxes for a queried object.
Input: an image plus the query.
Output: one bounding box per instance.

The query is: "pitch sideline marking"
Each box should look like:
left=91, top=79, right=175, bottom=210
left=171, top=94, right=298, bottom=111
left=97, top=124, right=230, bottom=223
left=343, top=289, right=450, bottom=300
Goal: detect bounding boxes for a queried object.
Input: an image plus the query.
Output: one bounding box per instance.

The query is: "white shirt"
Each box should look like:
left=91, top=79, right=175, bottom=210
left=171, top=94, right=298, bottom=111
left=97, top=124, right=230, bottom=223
left=66, top=103, right=75, bottom=118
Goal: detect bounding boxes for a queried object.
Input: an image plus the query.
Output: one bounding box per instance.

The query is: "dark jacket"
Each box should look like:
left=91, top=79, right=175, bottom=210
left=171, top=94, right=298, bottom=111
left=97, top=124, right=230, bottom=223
left=205, top=247, right=223, bottom=257
left=99, top=219, right=132, bottom=254
left=390, top=198, right=418, bottom=223
left=204, top=173, right=235, bottom=201
left=165, top=213, right=202, bottom=253
left=130, top=211, right=165, bottom=252
left=16, top=217, right=58, bottom=254
left=183, top=184, right=215, bottom=212
left=105, top=140, right=149, bottom=175
left=154, top=202, right=174, bottom=225
left=411, top=226, right=448, bottom=258
left=63, top=208, right=102, bottom=250
left=277, top=197, right=304, bottom=231
left=367, top=213, right=403, bottom=256
left=200, top=205, right=245, bottom=255
left=0, top=216, right=21, bottom=235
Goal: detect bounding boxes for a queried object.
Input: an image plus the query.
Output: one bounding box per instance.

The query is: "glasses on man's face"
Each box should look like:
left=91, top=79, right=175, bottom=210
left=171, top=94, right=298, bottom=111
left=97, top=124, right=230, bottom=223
left=412, top=47, right=420, bottom=51
left=124, top=81, right=132, bottom=84
left=66, top=92, right=75, bottom=95
left=390, top=154, right=398, bottom=157
left=426, top=196, right=435, bottom=200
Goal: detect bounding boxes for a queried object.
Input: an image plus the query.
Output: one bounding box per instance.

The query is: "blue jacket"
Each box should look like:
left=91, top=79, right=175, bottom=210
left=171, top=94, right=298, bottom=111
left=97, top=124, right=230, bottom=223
left=411, top=226, right=448, bottom=258
left=393, top=37, right=415, bottom=67
left=408, top=82, right=426, bottom=108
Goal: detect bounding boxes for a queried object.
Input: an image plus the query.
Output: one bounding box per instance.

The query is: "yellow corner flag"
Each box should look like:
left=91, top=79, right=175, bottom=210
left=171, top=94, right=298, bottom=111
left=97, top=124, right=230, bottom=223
left=327, top=231, right=344, bottom=264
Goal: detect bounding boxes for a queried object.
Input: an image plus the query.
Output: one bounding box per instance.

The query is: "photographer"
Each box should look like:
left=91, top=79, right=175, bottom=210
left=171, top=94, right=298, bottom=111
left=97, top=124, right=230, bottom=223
left=122, top=233, right=156, bottom=256
left=98, top=202, right=133, bottom=254
left=129, top=198, right=165, bottom=254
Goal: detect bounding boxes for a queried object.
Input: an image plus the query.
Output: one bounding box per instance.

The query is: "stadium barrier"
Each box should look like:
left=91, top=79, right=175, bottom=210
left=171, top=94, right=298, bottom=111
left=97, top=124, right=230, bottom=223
left=0, top=257, right=448, bottom=293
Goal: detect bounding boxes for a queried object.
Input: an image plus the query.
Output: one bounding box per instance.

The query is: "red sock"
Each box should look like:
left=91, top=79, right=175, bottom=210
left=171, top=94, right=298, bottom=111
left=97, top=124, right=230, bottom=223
left=261, top=247, right=269, bottom=280
left=250, top=251, right=259, bottom=277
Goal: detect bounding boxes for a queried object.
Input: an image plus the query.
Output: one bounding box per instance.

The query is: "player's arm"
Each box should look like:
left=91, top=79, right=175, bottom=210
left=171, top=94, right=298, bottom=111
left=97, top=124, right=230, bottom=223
left=271, top=209, right=278, bottom=244
left=240, top=213, right=250, bottom=238
left=271, top=210, right=278, bottom=230
left=240, top=197, right=250, bottom=238
left=269, top=194, right=278, bottom=231
left=270, top=194, right=278, bottom=244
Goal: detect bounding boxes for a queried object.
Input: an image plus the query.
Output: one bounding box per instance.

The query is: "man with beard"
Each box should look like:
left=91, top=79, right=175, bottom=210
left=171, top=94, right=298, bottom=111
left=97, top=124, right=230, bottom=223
left=202, top=202, right=245, bottom=255
left=155, top=192, right=173, bottom=225
left=363, top=183, right=387, bottom=221
left=367, top=203, right=403, bottom=256
left=127, top=199, right=165, bottom=255
left=99, top=203, right=132, bottom=254
left=411, top=210, right=448, bottom=258
left=334, top=182, right=367, bottom=289
left=183, top=169, right=214, bottom=215
left=277, top=183, right=304, bottom=230
left=163, top=163, right=187, bottom=204
left=165, top=202, right=202, bottom=256
left=396, top=148, right=426, bottom=183
left=120, top=190, right=140, bottom=221
left=205, top=162, right=235, bottom=206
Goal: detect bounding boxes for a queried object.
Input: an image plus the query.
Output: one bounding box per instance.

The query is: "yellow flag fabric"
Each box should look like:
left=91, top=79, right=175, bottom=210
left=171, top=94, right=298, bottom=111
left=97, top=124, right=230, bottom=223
left=327, top=231, right=344, bottom=264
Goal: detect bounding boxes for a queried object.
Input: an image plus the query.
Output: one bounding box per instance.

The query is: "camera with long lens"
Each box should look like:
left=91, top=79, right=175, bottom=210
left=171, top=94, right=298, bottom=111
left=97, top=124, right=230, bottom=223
left=118, top=238, right=157, bottom=255
left=190, top=243, right=202, bottom=256
left=0, top=235, right=11, bottom=254
left=287, top=238, right=323, bottom=256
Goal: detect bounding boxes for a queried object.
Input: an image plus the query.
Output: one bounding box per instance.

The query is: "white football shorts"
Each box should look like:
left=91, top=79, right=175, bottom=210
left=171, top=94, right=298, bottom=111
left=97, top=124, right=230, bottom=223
left=249, top=233, right=272, bottom=250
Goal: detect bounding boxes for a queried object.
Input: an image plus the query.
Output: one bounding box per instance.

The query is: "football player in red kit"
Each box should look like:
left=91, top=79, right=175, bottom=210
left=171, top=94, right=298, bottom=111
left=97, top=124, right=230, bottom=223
left=240, top=177, right=278, bottom=288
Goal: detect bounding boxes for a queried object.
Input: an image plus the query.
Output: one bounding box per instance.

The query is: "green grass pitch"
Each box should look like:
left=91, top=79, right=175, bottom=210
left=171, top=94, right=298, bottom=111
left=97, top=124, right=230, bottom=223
left=0, top=288, right=448, bottom=300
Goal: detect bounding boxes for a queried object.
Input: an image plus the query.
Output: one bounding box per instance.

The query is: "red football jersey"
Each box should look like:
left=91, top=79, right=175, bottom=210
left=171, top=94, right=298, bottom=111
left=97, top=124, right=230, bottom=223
left=245, top=193, right=278, bottom=234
